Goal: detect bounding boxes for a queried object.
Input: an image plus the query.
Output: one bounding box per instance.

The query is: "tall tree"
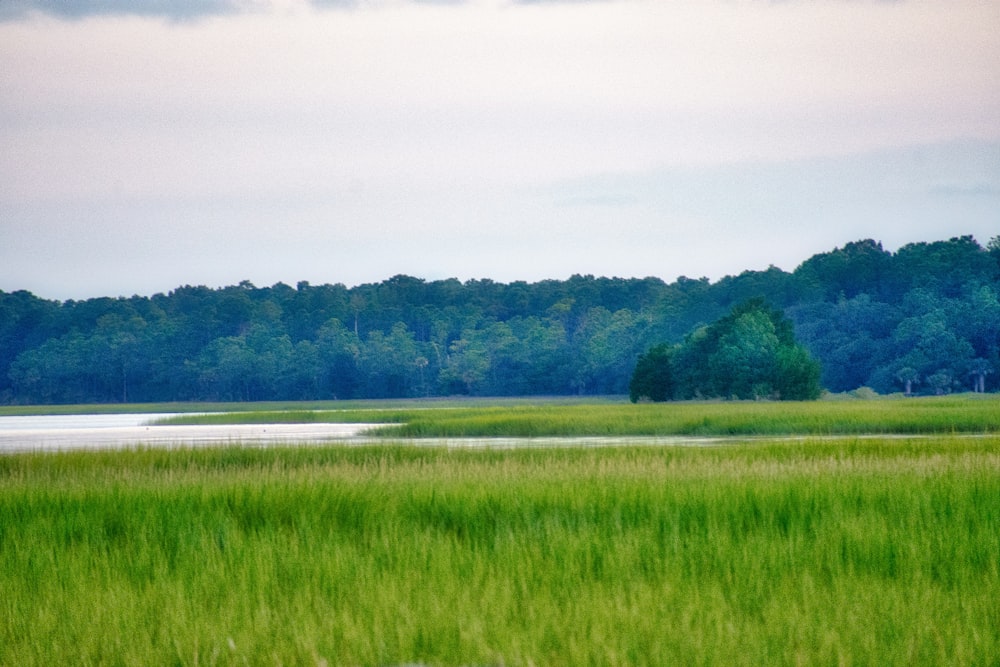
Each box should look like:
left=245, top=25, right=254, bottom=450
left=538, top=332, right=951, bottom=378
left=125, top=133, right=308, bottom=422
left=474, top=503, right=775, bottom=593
left=642, top=299, right=821, bottom=401
left=628, top=344, right=675, bottom=402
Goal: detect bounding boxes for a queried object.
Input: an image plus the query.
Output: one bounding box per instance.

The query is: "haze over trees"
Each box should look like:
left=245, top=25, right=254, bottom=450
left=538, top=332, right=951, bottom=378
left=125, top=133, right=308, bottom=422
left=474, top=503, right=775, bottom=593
left=1, top=235, right=998, bottom=404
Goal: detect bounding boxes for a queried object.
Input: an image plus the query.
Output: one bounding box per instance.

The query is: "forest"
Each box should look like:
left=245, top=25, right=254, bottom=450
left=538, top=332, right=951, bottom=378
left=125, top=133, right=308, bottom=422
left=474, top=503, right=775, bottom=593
left=1, top=234, right=998, bottom=404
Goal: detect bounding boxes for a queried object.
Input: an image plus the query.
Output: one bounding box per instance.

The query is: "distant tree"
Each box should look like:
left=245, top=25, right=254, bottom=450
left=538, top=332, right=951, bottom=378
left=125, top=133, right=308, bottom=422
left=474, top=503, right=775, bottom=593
left=629, top=344, right=675, bottom=402
left=773, top=344, right=823, bottom=400
left=287, top=340, right=323, bottom=399
left=198, top=336, right=255, bottom=401
left=877, top=305, right=976, bottom=394
left=988, top=236, right=1000, bottom=276
left=968, top=358, right=993, bottom=393
left=358, top=322, right=420, bottom=398
left=955, top=285, right=1000, bottom=359
left=926, top=370, right=954, bottom=395
left=97, top=315, right=148, bottom=403
left=895, top=367, right=920, bottom=396
left=316, top=318, right=361, bottom=399
left=635, top=299, right=821, bottom=401
left=576, top=307, right=646, bottom=395
left=793, top=239, right=892, bottom=301
left=440, top=332, right=490, bottom=395
left=709, top=307, right=781, bottom=399
left=0, top=290, right=63, bottom=400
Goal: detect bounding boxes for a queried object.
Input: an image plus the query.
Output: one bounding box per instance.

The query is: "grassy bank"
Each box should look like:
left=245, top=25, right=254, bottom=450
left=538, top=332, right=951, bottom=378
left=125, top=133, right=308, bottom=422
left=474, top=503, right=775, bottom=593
left=2, top=437, right=998, bottom=665
left=151, top=394, right=1000, bottom=436
left=0, top=395, right=620, bottom=417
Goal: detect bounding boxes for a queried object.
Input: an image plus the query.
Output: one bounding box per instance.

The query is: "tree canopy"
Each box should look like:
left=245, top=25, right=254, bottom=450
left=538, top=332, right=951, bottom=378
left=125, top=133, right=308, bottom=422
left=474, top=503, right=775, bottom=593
left=2, top=235, right=998, bottom=403
left=631, top=299, right=822, bottom=402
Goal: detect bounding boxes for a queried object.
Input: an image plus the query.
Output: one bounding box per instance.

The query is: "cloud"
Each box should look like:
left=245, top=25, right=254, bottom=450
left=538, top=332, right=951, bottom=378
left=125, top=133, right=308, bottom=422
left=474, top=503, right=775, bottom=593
left=309, top=0, right=468, bottom=6
left=306, top=0, right=359, bottom=8
left=0, top=0, right=476, bottom=24
left=0, top=0, right=257, bottom=22
left=511, top=0, right=615, bottom=4
left=0, top=0, right=583, bottom=20
left=929, top=184, right=1000, bottom=198
left=1, top=0, right=998, bottom=299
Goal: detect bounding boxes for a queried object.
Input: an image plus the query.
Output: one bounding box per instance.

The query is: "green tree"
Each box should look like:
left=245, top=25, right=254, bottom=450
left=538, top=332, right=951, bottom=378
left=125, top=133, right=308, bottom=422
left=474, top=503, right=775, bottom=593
left=926, top=370, right=954, bottom=395
left=628, top=344, right=675, bottom=402
left=316, top=318, right=361, bottom=399
left=793, top=239, right=892, bottom=301
left=576, top=307, right=646, bottom=395
left=895, top=367, right=920, bottom=396
left=198, top=336, right=255, bottom=401
left=876, top=306, right=975, bottom=394
left=96, top=314, right=148, bottom=403
left=968, top=358, right=993, bottom=393
left=642, top=299, right=822, bottom=401
left=773, top=344, right=822, bottom=400
left=710, top=308, right=781, bottom=399
left=440, top=335, right=490, bottom=395
left=358, top=322, right=420, bottom=398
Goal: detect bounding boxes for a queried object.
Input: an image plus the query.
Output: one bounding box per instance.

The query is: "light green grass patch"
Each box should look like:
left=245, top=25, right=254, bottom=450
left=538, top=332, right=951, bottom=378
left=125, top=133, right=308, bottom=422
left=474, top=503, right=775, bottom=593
left=1, top=437, right=998, bottom=665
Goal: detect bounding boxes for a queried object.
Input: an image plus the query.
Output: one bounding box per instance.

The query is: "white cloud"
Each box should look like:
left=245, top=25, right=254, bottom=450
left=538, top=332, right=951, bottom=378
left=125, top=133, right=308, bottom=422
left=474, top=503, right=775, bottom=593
left=0, top=0, right=998, bottom=298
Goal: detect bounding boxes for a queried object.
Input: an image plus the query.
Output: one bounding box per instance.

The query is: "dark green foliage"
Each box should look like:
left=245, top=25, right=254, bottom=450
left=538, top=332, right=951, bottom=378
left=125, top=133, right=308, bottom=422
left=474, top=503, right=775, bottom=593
left=636, top=299, right=822, bottom=401
left=2, top=234, right=999, bottom=402
left=773, top=344, right=823, bottom=400
left=629, top=344, right=675, bottom=402
left=793, top=238, right=892, bottom=301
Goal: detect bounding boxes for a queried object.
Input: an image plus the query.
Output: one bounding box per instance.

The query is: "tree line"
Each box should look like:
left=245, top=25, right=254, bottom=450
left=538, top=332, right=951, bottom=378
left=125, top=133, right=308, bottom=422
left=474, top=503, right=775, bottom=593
left=1, top=235, right=998, bottom=404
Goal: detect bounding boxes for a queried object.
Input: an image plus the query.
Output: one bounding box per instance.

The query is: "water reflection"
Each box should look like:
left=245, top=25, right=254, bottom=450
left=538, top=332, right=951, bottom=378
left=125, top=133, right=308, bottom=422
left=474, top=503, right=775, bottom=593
left=0, top=414, right=734, bottom=453
left=0, top=414, right=382, bottom=453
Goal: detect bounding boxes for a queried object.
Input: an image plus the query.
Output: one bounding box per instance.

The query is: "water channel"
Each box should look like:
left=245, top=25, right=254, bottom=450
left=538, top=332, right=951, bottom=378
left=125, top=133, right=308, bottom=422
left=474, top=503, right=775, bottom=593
left=0, top=414, right=384, bottom=453
left=0, top=413, right=733, bottom=453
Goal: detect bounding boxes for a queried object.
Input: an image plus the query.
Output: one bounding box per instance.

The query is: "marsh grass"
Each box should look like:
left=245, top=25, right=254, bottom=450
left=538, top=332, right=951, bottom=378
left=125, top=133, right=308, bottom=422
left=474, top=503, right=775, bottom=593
left=2, top=438, right=998, bottom=665
left=0, top=395, right=614, bottom=418
left=151, top=394, right=1000, bottom=436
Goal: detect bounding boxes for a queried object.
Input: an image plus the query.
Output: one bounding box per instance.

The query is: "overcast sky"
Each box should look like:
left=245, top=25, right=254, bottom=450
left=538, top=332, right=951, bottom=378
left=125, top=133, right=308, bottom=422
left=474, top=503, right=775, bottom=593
left=1, top=0, right=998, bottom=301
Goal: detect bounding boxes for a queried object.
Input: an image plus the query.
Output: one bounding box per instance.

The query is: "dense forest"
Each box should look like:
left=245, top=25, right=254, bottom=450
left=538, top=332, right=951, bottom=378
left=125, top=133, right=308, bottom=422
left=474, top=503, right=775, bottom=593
left=1, top=235, right=998, bottom=404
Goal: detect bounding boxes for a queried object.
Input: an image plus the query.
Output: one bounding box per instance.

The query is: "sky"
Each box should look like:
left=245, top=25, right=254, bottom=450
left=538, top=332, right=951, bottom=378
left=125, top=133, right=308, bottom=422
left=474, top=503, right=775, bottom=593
left=1, top=0, right=998, bottom=301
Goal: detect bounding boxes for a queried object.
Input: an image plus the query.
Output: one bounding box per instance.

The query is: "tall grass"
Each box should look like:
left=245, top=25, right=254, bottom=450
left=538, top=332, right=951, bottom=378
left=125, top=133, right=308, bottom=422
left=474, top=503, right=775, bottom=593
left=152, top=394, right=1000, bottom=436
left=0, top=395, right=619, bottom=417
left=2, top=438, right=998, bottom=665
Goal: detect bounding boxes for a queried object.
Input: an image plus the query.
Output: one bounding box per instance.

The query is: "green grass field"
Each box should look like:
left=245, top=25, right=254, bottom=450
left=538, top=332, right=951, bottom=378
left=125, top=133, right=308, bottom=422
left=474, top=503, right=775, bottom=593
left=150, top=394, right=1000, bottom=437
left=2, top=432, right=999, bottom=665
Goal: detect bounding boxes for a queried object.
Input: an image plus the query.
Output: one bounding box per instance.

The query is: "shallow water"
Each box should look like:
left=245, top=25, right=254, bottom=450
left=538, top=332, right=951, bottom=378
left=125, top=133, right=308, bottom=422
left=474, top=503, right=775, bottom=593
left=6, top=414, right=969, bottom=454
left=0, top=414, right=383, bottom=453
left=0, top=413, right=742, bottom=453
